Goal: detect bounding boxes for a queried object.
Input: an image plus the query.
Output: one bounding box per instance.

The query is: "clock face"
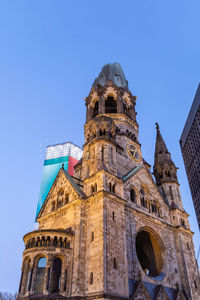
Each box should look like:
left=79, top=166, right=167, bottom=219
left=127, top=142, right=142, bottom=162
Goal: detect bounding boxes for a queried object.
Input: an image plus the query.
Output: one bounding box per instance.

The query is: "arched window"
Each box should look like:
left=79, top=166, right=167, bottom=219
left=140, top=188, right=147, bottom=208
left=130, top=189, right=136, bottom=203
left=105, top=96, right=117, bottom=113
left=53, top=237, right=58, bottom=247
left=51, top=257, right=62, bottom=293
left=181, top=218, right=185, bottom=227
left=57, top=189, right=64, bottom=208
left=34, top=257, right=47, bottom=293
left=93, top=101, right=99, bottom=117
left=151, top=200, right=157, bottom=213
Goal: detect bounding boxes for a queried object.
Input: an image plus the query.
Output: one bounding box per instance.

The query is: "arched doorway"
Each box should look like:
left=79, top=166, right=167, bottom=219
left=51, top=257, right=62, bottom=293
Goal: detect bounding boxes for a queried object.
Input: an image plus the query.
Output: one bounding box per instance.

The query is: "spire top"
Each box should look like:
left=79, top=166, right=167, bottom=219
left=93, top=62, right=128, bottom=88
left=155, top=122, right=159, bottom=130
left=155, top=124, right=169, bottom=156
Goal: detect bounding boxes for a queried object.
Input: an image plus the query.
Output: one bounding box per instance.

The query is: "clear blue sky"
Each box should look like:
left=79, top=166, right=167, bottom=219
left=0, top=0, right=199, bottom=293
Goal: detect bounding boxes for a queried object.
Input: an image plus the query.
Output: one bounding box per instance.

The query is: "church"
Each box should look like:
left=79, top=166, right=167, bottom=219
left=17, top=63, right=200, bottom=300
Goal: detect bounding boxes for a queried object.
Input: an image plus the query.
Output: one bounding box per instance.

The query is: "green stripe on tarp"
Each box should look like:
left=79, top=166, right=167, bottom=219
left=44, top=156, right=68, bottom=166
left=36, top=156, right=69, bottom=219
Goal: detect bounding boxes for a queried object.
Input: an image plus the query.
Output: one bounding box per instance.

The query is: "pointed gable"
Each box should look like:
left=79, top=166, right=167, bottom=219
left=123, top=165, right=168, bottom=208
left=37, top=168, right=86, bottom=220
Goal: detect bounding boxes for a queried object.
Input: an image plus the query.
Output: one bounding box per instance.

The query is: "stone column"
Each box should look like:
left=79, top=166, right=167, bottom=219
left=48, top=265, right=53, bottom=293
left=43, top=262, right=51, bottom=295
left=30, top=264, right=37, bottom=293
left=117, top=94, right=123, bottom=114
left=60, top=262, right=66, bottom=293
left=99, top=95, right=105, bottom=114
left=28, top=266, right=34, bottom=293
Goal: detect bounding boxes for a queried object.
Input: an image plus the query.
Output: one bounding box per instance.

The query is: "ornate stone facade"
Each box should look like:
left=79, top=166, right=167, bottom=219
left=17, top=63, right=200, bottom=300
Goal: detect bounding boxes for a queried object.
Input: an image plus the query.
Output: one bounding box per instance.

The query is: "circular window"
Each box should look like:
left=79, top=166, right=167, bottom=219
left=136, top=230, right=163, bottom=278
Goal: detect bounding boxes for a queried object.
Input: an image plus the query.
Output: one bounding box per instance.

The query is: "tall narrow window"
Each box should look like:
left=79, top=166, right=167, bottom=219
left=53, top=237, right=58, bottom=247
left=140, top=188, right=147, bottom=208
left=101, top=146, right=104, bottom=161
left=91, top=185, right=95, bottom=194
left=130, top=189, right=136, bottom=203
left=89, top=272, right=93, bottom=285
left=35, top=257, right=47, bottom=293
left=91, top=231, right=94, bottom=242
left=111, top=147, right=113, bottom=163
left=113, top=257, right=117, bottom=269
left=65, top=193, right=69, bottom=204
left=112, top=211, right=115, bottom=221
left=51, top=257, right=62, bottom=293
left=112, top=184, right=115, bottom=193
left=151, top=201, right=157, bottom=213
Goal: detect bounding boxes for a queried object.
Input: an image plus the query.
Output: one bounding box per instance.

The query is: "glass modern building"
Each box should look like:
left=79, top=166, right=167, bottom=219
left=35, top=142, right=83, bottom=219
left=180, top=84, right=200, bottom=229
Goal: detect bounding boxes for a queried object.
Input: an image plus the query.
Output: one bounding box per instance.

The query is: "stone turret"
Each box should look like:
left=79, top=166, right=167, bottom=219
left=153, top=123, right=183, bottom=209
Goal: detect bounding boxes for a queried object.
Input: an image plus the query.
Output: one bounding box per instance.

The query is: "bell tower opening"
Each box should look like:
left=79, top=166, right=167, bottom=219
left=93, top=101, right=99, bottom=117
left=105, top=96, right=117, bottom=113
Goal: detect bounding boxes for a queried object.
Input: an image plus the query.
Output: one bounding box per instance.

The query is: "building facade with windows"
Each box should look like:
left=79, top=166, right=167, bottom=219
left=17, top=63, right=200, bottom=300
left=180, top=84, right=200, bottom=229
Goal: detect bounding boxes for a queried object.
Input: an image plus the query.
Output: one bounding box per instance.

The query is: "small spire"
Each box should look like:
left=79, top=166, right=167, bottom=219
left=62, top=163, right=64, bottom=169
left=153, top=124, right=178, bottom=186
left=154, top=124, right=169, bottom=157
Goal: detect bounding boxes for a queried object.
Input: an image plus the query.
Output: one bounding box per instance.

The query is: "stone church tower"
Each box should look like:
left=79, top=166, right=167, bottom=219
left=17, top=63, right=200, bottom=300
